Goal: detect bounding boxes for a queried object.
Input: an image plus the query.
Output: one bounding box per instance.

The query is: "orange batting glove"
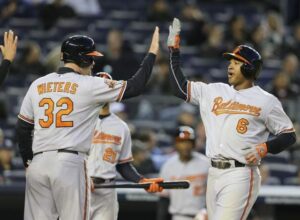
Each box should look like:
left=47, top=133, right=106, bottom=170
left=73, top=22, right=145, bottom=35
left=139, top=177, right=164, bottom=193
left=244, top=143, right=268, bottom=165
left=167, top=18, right=181, bottom=49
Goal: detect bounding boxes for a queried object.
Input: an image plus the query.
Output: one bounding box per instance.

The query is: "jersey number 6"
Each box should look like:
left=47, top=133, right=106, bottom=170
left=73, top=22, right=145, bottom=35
left=236, top=118, right=249, bottom=134
left=39, top=97, right=74, bottom=128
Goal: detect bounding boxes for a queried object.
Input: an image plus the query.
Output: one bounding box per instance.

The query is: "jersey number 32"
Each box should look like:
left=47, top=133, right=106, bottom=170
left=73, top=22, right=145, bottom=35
left=39, top=97, right=74, bottom=128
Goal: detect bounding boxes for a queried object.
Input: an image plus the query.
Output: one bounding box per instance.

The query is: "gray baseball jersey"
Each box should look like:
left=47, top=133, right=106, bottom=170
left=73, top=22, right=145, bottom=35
left=160, top=152, right=210, bottom=216
left=188, top=82, right=294, bottom=163
left=88, top=113, right=133, bottom=179
left=88, top=113, right=133, bottom=220
left=18, top=72, right=126, bottom=154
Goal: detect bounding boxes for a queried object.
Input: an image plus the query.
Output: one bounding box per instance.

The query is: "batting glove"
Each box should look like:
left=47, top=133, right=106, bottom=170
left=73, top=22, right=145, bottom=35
left=244, top=143, right=268, bottom=165
left=168, top=18, right=181, bottom=49
left=139, top=177, right=164, bottom=193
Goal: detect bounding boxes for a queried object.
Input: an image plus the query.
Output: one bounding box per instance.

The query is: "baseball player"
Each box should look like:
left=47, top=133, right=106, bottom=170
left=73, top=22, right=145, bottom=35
left=157, top=126, right=209, bottom=220
left=0, top=30, right=17, bottom=86
left=88, top=72, right=163, bottom=220
left=16, top=27, right=162, bottom=220
left=167, top=18, right=296, bottom=220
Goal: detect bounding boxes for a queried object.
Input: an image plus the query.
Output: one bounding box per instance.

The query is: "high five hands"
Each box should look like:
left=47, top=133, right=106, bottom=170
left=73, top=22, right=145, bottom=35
left=0, top=30, right=18, bottom=62
left=148, top=26, right=159, bottom=55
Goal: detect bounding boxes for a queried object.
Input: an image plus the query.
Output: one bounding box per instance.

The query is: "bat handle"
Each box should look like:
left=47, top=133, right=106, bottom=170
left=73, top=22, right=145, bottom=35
left=158, top=181, right=190, bottom=189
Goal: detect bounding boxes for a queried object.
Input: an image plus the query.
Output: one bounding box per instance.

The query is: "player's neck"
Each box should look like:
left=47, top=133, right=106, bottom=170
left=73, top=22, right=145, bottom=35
left=64, top=63, right=84, bottom=75
left=233, top=81, right=254, bottom=91
left=99, top=105, right=110, bottom=117
left=179, top=154, right=192, bottom=163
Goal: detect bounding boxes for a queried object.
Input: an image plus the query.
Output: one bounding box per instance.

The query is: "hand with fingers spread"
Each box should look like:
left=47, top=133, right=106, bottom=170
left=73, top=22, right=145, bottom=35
left=0, top=30, right=18, bottom=62
left=244, top=143, right=268, bottom=165
left=168, top=18, right=181, bottom=49
left=139, top=177, right=164, bottom=193
left=148, top=26, right=160, bottom=55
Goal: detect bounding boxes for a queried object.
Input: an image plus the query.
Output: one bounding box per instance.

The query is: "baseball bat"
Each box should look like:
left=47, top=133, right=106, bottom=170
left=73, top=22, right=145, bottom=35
left=94, top=180, right=190, bottom=189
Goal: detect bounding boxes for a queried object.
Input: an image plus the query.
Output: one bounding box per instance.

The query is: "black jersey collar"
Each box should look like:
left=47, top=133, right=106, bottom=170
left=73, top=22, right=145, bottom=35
left=58, top=67, right=80, bottom=75
left=99, top=113, right=111, bottom=119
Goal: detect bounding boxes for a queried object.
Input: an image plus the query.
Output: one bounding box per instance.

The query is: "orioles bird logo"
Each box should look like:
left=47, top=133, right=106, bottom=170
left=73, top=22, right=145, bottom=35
left=104, top=79, right=116, bottom=88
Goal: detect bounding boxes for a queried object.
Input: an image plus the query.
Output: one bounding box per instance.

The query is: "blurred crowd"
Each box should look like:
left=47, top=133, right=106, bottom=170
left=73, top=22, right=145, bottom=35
left=0, top=0, right=300, bottom=189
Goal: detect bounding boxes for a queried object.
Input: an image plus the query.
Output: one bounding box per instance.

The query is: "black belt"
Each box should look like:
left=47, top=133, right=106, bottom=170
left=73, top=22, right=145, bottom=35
left=91, top=177, right=115, bottom=184
left=211, top=159, right=245, bottom=169
left=33, top=149, right=79, bottom=157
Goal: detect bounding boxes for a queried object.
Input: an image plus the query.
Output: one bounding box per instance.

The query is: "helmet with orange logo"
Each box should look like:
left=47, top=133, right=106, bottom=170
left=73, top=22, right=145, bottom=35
left=223, top=45, right=262, bottom=80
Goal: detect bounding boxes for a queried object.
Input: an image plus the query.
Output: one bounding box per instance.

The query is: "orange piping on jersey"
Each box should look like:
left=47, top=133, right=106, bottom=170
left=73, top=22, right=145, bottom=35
left=118, top=157, right=133, bottom=164
left=279, top=128, right=295, bottom=134
left=186, top=81, right=191, bottom=102
left=212, top=97, right=261, bottom=116
left=18, top=114, right=34, bottom=124
left=117, top=81, right=127, bottom=102
left=83, top=160, right=88, bottom=220
left=240, top=168, right=254, bottom=220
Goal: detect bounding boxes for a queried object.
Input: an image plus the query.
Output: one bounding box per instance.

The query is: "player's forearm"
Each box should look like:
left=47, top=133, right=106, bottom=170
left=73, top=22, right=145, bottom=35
left=116, top=162, right=143, bottom=183
left=16, top=118, right=34, bottom=167
left=122, top=53, right=156, bottom=99
left=169, top=49, right=188, bottom=100
left=0, top=59, right=11, bottom=86
left=266, top=132, right=296, bottom=154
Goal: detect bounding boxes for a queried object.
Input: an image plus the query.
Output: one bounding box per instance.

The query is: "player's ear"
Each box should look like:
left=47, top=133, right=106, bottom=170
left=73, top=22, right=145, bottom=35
left=60, top=52, right=64, bottom=61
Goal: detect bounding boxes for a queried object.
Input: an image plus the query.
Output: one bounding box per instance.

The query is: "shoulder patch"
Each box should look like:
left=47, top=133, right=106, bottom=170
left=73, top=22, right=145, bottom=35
left=104, top=79, right=117, bottom=88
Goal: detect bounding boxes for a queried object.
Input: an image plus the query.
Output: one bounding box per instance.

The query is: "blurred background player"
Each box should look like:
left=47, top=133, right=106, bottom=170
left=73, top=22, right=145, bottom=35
left=0, top=30, right=17, bottom=86
left=157, top=126, right=209, bottom=220
left=88, top=72, right=164, bottom=220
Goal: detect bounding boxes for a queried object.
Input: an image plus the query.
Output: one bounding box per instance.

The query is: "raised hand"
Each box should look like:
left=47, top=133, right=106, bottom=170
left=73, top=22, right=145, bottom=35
left=0, top=30, right=18, bottom=62
left=168, top=18, right=181, bottom=49
left=148, top=26, right=159, bottom=55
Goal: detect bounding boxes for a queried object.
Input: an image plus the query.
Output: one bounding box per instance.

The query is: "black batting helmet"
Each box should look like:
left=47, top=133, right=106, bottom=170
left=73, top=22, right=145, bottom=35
left=223, top=45, right=262, bottom=80
left=61, top=35, right=103, bottom=68
left=175, top=126, right=195, bottom=143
